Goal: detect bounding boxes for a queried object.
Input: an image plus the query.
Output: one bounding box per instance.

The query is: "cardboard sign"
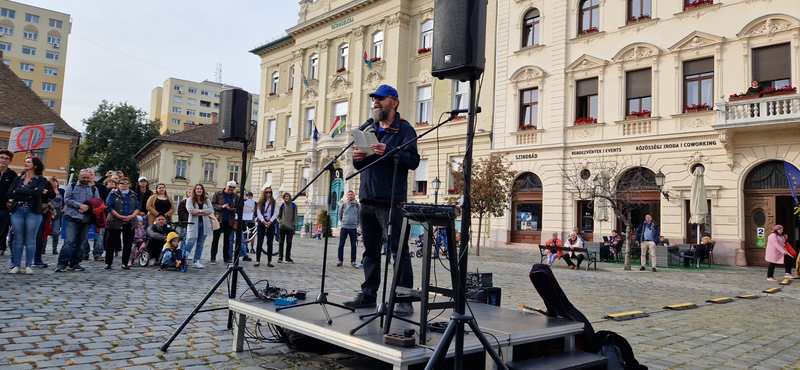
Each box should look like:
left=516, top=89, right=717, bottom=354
left=8, top=123, right=55, bottom=152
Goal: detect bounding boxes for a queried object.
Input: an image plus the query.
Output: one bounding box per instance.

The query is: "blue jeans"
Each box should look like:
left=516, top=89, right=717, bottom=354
left=185, top=226, right=207, bottom=262
left=338, top=227, right=358, bottom=263
left=228, top=226, right=248, bottom=258
left=50, top=213, right=62, bottom=252
left=10, top=207, right=43, bottom=268
left=58, top=218, right=92, bottom=268
left=435, top=232, right=448, bottom=257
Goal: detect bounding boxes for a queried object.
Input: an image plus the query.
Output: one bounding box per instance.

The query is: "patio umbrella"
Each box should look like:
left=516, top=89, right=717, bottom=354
left=689, top=167, right=708, bottom=244
left=594, top=196, right=609, bottom=240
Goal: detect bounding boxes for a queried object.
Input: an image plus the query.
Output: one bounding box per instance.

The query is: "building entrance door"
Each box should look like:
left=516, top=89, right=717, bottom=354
left=744, top=194, right=774, bottom=267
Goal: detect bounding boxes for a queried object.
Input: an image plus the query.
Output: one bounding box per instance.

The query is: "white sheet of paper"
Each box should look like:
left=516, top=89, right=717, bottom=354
left=352, top=129, right=378, bottom=156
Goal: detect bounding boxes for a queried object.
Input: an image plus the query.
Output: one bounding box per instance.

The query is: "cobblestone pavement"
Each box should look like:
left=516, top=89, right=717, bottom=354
left=2, top=237, right=800, bottom=370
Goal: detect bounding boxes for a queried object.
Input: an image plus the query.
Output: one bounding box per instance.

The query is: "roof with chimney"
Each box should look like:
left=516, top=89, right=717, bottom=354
left=135, top=123, right=254, bottom=159
left=0, top=62, right=80, bottom=136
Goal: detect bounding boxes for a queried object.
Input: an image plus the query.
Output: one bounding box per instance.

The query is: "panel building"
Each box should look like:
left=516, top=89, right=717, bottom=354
left=0, top=0, right=70, bottom=114
left=149, top=78, right=260, bottom=134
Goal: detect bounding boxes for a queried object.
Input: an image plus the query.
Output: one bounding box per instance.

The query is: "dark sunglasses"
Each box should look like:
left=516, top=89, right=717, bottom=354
left=119, top=181, right=130, bottom=185
left=371, top=96, right=388, bottom=102
left=264, top=191, right=272, bottom=194
left=227, top=186, right=236, bottom=189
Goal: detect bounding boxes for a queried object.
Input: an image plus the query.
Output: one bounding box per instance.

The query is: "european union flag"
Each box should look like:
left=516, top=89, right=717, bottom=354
left=313, top=125, right=319, bottom=142
left=784, top=161, right=800, bottom=206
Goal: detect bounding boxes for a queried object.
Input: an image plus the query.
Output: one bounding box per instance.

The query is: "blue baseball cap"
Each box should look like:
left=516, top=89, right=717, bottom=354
left=369, top=85, right=398, bottom=99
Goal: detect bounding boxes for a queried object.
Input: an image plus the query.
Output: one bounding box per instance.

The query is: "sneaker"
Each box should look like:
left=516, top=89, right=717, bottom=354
left=767, top=277, right=778, bottom=281
left=193, top=261, right=204, bottom=269
left=148, top=258, right=155, bottom=267
left=104, top=264, right=112, bottom=270
left=8, top=266, right=20, bottom=274
left=242, top=256, right=252, bottom=262
left=69, top=264, right=86, bottom=272
left=254, top=262, right=261, bottom=267
left=83, top=254, right=90, bottom=261
left=352, top=262, right=363, bottom=268
left=785, top=273, right=795, bottom=279
left=639, top=266, right=646, bottom=271
left=33, top=263, right=48, bottom=268
left=337, top=261, right=343, bottom=267
left=54, top=266, right=66, bottom=273
left=94, top=255, right=104, bottom=261
left=286, top=258, right=294, bottom=263
left=121, top=265, right=130, bottom=270
left=652, top=268, right=657, bottom=272
left=267, top=263, right=274, bottom=267
left=278, top=259, right=283, bottom=263
left=343, top=293, right=377, bottom=308
left=395, top=302, right=414, bottom=316
left=210, top=260, right=217, bottom=265
left=25, top=267, right=33, bottom=275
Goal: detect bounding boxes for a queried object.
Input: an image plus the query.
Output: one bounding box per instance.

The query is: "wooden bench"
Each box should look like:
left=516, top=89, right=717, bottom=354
left=538, top=245, right=598, bottom=271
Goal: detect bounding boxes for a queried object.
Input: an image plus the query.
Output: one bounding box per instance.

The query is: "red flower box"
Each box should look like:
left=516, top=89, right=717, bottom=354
left=518, top=125, right=536, bottom=131
left=268, top=92, right=276, bottom=96
left=369, top=57, right=382, bottom=62
left=574, top=117, right=597, bottom=125
left=411, top=191, right=426, bottom=196
left=417, top=47, right=431, bottom=54
left=578, top=27, right=599, bottom=36
left=336, top=67, right=346, bottom=73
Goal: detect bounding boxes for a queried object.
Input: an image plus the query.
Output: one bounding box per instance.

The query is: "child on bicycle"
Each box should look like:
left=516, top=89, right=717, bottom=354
left=158, top=232, right=183, bottom=271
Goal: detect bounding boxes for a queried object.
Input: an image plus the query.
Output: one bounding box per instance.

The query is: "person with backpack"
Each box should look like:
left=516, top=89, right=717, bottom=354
left=337, top=190, right=360, bottom=268
left=55, top=169, right=102, bottom=272
left=276, top=192, right=297, bottom=263
left=105, top=177, right=140, bottom=269
left=255, top=186, right=277, bottom=267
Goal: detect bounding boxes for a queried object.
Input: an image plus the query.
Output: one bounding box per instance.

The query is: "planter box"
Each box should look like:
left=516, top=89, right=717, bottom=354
left=729, top=95, right=759, bottom=102
left=411, top=191, right=426, bottom=196
left=638, top=112, right=651, bottom=118
left=763, top=91, right=797, bottom=98
left=626, top=115, right=639, bottom=120
left=518, top=126, right=536, bottom=131
left=684, top=107, right=711, bottom=113
left=627, top=17, right=651, bottom=25
left=578, top=30, right=599, bottom=37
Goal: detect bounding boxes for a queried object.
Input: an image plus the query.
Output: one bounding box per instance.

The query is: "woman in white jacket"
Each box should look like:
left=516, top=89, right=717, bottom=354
left=184, top=184, right=213, bottom=269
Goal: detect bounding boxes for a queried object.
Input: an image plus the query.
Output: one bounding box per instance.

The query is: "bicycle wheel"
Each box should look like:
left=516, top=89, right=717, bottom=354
left=138, top=251, right=150, bottom=267
left=416, top=249, right=423, bottom=258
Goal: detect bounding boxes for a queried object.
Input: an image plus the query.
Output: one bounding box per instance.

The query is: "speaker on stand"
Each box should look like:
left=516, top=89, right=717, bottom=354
left=218, top=88, right=252, bottom=142
left=430, top=0, right=487, bottom=81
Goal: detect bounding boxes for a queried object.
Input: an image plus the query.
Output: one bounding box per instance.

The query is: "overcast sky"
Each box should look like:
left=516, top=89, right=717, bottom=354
left=21, top=0, right=299, bottom=132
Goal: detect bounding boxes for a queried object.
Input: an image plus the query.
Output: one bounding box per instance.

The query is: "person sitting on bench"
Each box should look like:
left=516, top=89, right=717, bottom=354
left=683, top=235, right=712, bottom=267
left=544, top=232, right=563, bottom=265
left=600, top=230, right=621, bottom=262
left=563, top=231, right=585, bottom=269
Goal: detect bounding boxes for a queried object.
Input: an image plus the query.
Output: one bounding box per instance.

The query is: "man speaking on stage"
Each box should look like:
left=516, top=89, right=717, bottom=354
left=343, top=84, right=420, bottom=316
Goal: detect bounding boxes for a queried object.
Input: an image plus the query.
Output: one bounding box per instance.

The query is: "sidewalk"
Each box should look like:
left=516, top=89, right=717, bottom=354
left=1, top=236, right=799, bottom=369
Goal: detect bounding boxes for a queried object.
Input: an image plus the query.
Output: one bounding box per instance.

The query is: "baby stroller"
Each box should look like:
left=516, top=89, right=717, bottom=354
left=129, top=218, right=150, bottom=267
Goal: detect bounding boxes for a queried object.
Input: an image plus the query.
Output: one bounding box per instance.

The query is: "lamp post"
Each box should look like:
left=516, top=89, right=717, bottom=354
left=654, top=169, right=669, bottom=201
left=432, top=177, right=441, bottom=204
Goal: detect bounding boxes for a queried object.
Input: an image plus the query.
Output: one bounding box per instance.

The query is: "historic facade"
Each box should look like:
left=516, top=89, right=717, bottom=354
left=250, top=0, right=497, bottom=231
left=492, top=0, right=800, bottom=266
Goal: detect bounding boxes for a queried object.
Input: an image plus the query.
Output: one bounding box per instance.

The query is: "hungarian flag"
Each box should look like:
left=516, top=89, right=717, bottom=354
left=329, top=116, right=346, bottom=139
left=301, top=68, right=310, bottom=87
left=363, top=49, right=372, bottom=70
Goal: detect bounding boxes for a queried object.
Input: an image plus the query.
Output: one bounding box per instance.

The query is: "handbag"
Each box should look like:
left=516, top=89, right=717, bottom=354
left=208, top=213, right=221, bottom=231
left=786, top=242, right=797, bottom=259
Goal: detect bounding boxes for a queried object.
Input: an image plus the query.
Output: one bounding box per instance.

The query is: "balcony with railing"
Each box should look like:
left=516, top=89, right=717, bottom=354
left=714, top=93, right=800, bottom=130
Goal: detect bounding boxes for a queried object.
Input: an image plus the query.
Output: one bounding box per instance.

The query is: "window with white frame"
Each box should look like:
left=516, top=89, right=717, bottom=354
left=522, top=9, right=541, bottom=48
left=200, top=90, right=211, bottom=96
left=338, top=44, right=348, bottom=70
left=173, top=85, right=183, bottom=92
left=22, top=46, right=35, bottom=56
left=2, top=59, right=9, bottom=66
left=309, top=54, right=318, bottom=80
left=20, top=62, right=34, bottom=72
left=0, top=8, right=15, bottom=18
left=214, top=92, right=220, bottom=98
left=267, top=119, right=276, bottom=147
left=26, top=14, right=39, bottom=23
left=45, top=51, right=58, bottom=60
left=43, top=99, right=54, bottom=108
left=42, top=82, right=56, bottom=92
left=286, top=116, right=292, bottom=141
left=49, top=19, right=62, bottom=28
left=253, top=110, right=258, bottom=116
left=43, top=67, right=57, bottom=76
left=0, top=25, right=12, bottom=35
left=185, top=120, right=195, bottom=125
left=683, top=58, right=713, bottom=109
left=229, top=164, right=240, bottom=182
left=0, top=42, right=11, bottom=52
left=449, top=156, right=464, bottom=189
left=271, top=71, right=279, bottom=94
left=172, top=107, right=181, bottom=114
left=173, top=195, right=183, bottom=203
left=305, top=107, right=315, bottom=139
left=213, top=103, right=219, bottom=109
left=23, top=30, right=37, bottom=40
left=421, top=20, right=433, bottom=49
left=188, top=87, right=197, bottom=94
left=289, top=66, right=295, bottom=90
left=417, top=86, right=432, bottom=124
left=415, top=159, right=428, bottom=193
left=46, top=35, right=59, bottom=45
left=22, top=79, right=32, bottom=88
left=171, top=118, right=181, bottom=125
left=199, top=112, right=211, bottom=118
left=187, top=98, right=196, bottom=105
left=173, top=95, right=182, bottom=103
left=519, top=88, right=539, bottom=130
left=203, top=162, right=216, bottom=182
left=300, top=168, right=311, bottom=196
left=333, top=101, right=348, bottom=136
left=372, top=31, right=384, bottom=59
left=186, top=110, right=196, bottom=116
left=263, top=172, right=273, bottom=189
left=170, top=130, right=180, bottom=134
left=200, top=101, right=210, bottom=107
left=453, top=80, right=470, bottom=115
left=175, top=159, right=188, bottom=179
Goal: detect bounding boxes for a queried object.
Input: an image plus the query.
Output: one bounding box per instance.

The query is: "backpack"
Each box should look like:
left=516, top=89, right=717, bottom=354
left=595, top=331, right=648, bottom=370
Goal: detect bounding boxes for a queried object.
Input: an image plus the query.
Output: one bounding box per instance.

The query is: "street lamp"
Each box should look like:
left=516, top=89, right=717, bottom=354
left=432, top=176, right=441, bottom=204
left=654, top=169, right=670, bottom=201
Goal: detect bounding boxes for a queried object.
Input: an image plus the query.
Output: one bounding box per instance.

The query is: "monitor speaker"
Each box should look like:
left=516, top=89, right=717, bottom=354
left=430, top=0, right=487, bottom=81
left=218, top=88, right=252, bottom=142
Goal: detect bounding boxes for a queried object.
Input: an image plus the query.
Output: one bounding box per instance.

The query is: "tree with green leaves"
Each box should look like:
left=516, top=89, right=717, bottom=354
left=77, top=101, right=161, bottom=180
left=449, top=153, right=517, bottom=255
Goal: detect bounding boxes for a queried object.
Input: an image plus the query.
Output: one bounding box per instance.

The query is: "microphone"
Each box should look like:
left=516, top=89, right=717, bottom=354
left=447, top=107, right=482, bottom=115
left=358, top=118, right=374, bottom=131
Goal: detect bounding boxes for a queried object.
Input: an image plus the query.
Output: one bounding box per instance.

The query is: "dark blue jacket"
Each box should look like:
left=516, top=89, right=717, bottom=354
left=353, top=115, right=420, bottom=205
left=635, top=221, right=660, bottom=243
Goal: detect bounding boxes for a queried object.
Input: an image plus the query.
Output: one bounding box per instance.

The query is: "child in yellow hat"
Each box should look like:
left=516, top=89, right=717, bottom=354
left=158, top=232, right=183, bottom=271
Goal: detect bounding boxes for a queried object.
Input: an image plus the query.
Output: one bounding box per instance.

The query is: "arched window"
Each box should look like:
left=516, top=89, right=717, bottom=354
left=338, top=44, right=348, bottom=70
left=522, top=9, right=540, bottom=48
left=309, top=54, right=318, bottom=80
left=372, top=31, right=383, bottom=59
left=270, top=71, right=279, bottom=94
left=628, top=0, right=651, bottom=22
left=512, top=173, right=543, bottom=243
left=421, top=20, right=433, bottom=49
left=579, top=0, right=600, bottom=34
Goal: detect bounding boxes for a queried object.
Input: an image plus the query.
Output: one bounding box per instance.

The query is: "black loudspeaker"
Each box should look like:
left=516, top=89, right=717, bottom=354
left=218, top=88, right=252, bottom=142
left=430, top=0, right=487, bottom=81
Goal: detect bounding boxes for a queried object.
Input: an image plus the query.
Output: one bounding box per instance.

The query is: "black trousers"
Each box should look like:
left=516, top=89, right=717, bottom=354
left=106, top=223, right=134, bottom=266
left=211, top=223, right=232, bottom=262
left=255, top=223, right=275, bottom=263
left=563, top=253, right=585, bottom=268
left=768, top=254, right=795, bottom=277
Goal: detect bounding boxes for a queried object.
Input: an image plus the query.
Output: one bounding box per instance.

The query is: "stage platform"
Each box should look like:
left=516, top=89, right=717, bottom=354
left=229, top=293, right=585, bottom=370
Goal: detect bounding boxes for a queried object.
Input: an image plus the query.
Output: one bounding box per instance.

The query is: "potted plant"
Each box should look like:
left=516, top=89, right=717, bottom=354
left=762, top=85, right=797, bottom=97
left=578, top=27, right=599, bottom=36
left=638, top=110, right=651, bottom=118
left=574, top=117, right=597, bottom=125
left=626, top=111, right=640, bottom=120
left=454, top=115, right=467, bottom=120
left=369, top=56, right=382, bottom=62
left=336, top=67, right=346, bottom=73
left=411, top=190, right=426, bottom=196
left=518, top=124, right=536, bottom=131
left=684, top=103, right=710, bottom=113
left=447, top=188, right=458, bottom=194
left=628, top=14, right=651, bottom=25
left=417, top=47, right=432, bottom=54
left=415, top=121, right=429, bottom=126
left=729, top=91, right=760, bottom=102
left=268, top=92, right=276, bottom=96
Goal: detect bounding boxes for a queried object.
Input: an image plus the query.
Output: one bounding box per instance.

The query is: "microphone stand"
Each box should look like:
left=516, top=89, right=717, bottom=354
left=347, top=112, right=462, bottom=335
left=275, top=140, right=355, bottom=324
